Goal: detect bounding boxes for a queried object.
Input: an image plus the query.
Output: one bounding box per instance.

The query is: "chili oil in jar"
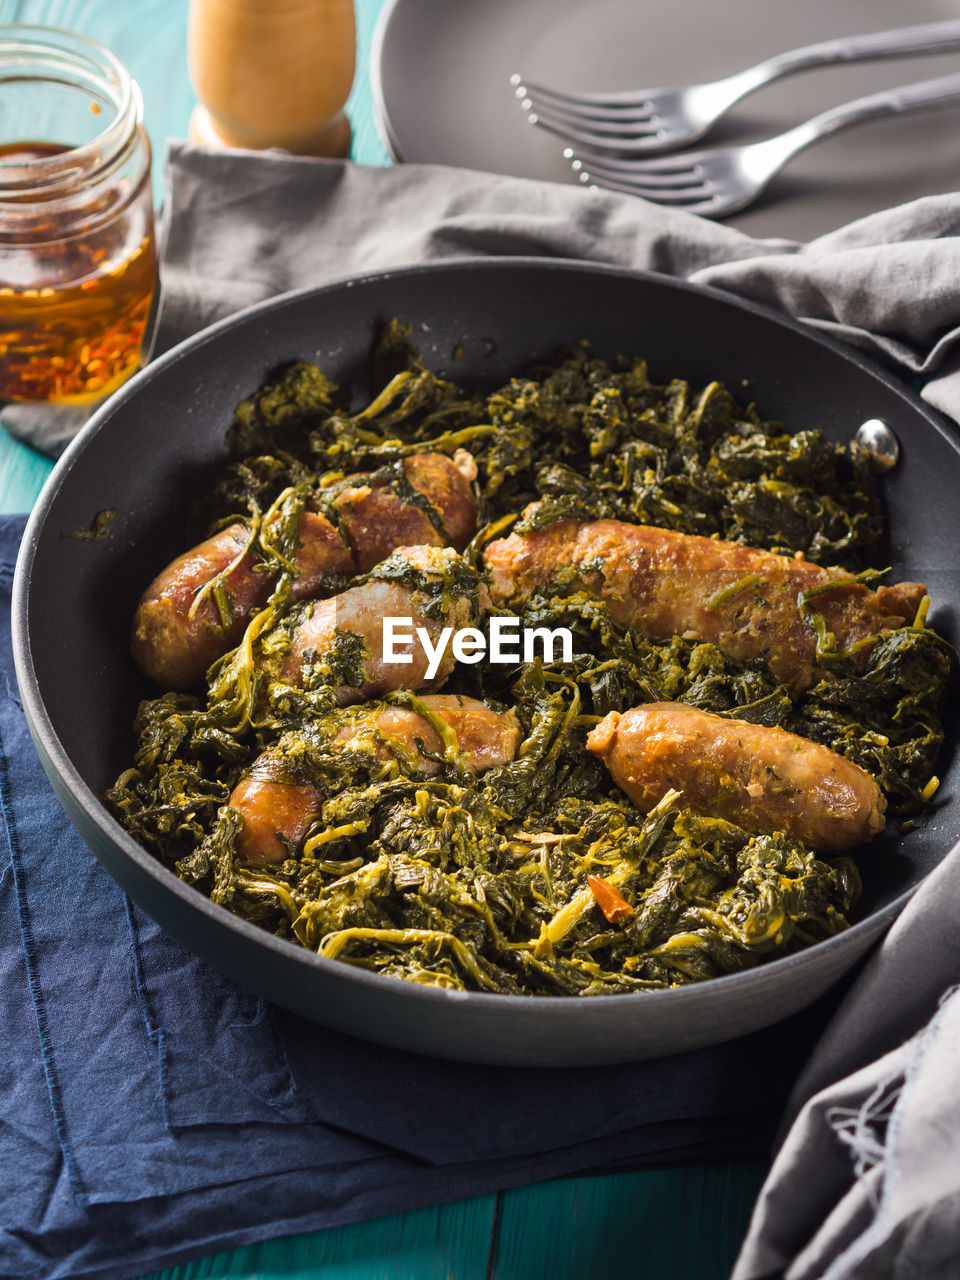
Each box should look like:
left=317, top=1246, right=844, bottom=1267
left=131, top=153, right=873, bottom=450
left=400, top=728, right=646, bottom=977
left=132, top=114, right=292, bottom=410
left=0, top=27, right=157, bottom=404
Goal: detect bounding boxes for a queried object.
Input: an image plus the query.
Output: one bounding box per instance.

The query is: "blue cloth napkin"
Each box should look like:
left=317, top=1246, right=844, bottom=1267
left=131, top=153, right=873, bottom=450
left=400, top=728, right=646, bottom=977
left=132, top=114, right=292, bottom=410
left=0, top=512, right=840, bottom=1280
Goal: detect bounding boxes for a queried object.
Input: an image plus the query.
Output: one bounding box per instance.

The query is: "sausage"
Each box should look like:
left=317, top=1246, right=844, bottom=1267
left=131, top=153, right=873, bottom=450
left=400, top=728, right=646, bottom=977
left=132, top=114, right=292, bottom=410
left=230, top=759, right=323, bottom=865
left=280, top=545, right=486, bottom=702
left=587, top=702, right=886, bottom=852
left=334, top=449, right=478, bottom=571
left=132, top=451, right=478, bottom=690
left=333, top=694, right=522, bottom=774
left=484, top=510, right=925, bottom=692
left=131, top=511, right=350, bottom=691
left=231, top=695, right=520, bottom=863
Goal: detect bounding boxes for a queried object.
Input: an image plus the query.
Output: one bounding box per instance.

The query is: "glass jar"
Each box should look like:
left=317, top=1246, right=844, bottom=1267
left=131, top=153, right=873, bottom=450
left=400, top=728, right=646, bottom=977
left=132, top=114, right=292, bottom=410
left=0, top=26, right=157, bottom=403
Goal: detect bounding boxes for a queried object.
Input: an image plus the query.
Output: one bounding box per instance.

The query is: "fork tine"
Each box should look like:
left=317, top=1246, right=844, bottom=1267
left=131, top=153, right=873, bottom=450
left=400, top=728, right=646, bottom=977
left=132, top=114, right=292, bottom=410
left=518, top=87, right=655, bottom=126
left=522, top=100, right=658, bottom=135
left=510, top=73, right=654, bottom=110
left=529, top=114, right=667, bottom=154
left=570, top=155, right=703, bottom=188
left=577, top=174, right=712, bottom=205
left=566, top=147, right=704, bottom=176
left=575, top=170, right=717, bottom=209
left=522, top=95, right=656, bottom=128
left=570, top=166, right=721, bottom=211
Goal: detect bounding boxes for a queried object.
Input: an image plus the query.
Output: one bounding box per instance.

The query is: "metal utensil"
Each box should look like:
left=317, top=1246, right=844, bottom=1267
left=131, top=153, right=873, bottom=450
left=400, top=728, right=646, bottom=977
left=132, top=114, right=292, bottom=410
left=512, top=18, right=960, bottom=154
left=566, top=71, right=960, bottom=219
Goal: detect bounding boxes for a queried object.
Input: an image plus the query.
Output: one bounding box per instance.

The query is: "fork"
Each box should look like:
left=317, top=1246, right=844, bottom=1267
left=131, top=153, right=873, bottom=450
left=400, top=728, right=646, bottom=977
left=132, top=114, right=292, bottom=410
left=565, top=71, right=960, bottom=219
left=511, top=19, right=960, bottom=154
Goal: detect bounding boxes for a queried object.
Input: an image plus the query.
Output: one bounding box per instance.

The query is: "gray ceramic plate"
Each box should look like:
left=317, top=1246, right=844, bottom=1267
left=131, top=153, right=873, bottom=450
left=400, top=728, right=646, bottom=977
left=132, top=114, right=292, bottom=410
left=372, top=0, right=960, bottom=241
left=12, top=259, right=960, bottom=1065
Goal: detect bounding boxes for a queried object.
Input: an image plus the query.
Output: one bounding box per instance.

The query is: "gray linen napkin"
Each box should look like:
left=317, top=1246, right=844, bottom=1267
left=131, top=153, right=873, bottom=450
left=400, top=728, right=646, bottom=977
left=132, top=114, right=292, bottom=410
left=732, top=861, right=960, bottom=1280
left=4, top=138, right=960, bottom=453
left=6, top=141, right=960, bottom=1280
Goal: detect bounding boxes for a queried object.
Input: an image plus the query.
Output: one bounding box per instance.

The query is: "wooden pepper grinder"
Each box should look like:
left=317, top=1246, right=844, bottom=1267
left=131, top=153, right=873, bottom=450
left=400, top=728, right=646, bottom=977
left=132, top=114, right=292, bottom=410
left=188, top=0, right=355, bottom=157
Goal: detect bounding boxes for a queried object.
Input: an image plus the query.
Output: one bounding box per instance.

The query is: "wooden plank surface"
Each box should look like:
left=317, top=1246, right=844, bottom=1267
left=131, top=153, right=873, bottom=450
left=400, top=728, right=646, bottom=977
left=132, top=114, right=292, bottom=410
left=137, top=1197, right=501, bottom=1280
left=0, top=2, right=770, bottom=1276
left=491, top=1166, right=768, bottom=1280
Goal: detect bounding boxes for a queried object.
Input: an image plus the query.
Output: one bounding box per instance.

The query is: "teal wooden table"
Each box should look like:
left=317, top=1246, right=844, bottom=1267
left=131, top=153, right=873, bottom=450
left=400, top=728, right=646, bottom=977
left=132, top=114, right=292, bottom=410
left=0, top=2, right=769, bottom=1275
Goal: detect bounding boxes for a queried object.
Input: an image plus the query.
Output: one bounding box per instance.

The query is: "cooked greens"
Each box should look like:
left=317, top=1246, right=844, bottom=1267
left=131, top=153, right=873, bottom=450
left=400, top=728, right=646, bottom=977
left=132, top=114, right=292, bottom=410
left=108, top=324, right=955, bottom=995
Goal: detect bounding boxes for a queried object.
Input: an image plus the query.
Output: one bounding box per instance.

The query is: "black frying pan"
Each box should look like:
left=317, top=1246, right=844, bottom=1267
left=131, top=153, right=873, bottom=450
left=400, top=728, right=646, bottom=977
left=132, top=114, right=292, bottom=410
left=12, top=259, right=960, bottom=1066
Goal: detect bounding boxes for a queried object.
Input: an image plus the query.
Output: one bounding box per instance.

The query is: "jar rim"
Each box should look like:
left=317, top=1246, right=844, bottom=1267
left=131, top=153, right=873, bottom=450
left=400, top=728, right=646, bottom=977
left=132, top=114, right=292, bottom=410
left=0, top=24, right=142, bottom=198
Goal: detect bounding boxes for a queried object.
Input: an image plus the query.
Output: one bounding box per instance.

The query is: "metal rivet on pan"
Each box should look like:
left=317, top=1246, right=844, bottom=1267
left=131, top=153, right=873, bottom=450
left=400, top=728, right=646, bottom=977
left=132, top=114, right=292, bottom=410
left=854, top=418, right=900, bottom=471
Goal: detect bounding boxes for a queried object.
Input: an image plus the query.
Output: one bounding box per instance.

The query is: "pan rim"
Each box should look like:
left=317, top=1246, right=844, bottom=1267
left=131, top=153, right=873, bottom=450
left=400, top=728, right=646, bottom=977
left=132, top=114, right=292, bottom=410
left=12, top=254, right=960, bottom=1023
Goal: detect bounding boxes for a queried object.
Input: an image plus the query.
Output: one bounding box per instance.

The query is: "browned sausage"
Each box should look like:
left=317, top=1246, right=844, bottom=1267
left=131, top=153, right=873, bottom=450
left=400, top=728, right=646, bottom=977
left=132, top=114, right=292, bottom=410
left=131, top=511, right=350, bottom=691
left=332, top=694, right=522, bottom=774
left=333, top=449, right=478, bottom=570
left=230, top=758, right=323, bottom=865
left=132, top=451, right=478, bottom=690
left=231, top=695, right=520, bottom=863
left=484, top=510, right=925, bottom=692
left=280, top=545, right=486, bottom=702
left=587, top=702, right=885, bottom=852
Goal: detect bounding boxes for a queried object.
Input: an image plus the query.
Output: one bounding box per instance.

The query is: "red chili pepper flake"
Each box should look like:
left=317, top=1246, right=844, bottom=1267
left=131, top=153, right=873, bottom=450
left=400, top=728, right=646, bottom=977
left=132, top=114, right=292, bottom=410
left=587, top=875, right=634, bottom=924
left=0, top=142, right=156, bottom=403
